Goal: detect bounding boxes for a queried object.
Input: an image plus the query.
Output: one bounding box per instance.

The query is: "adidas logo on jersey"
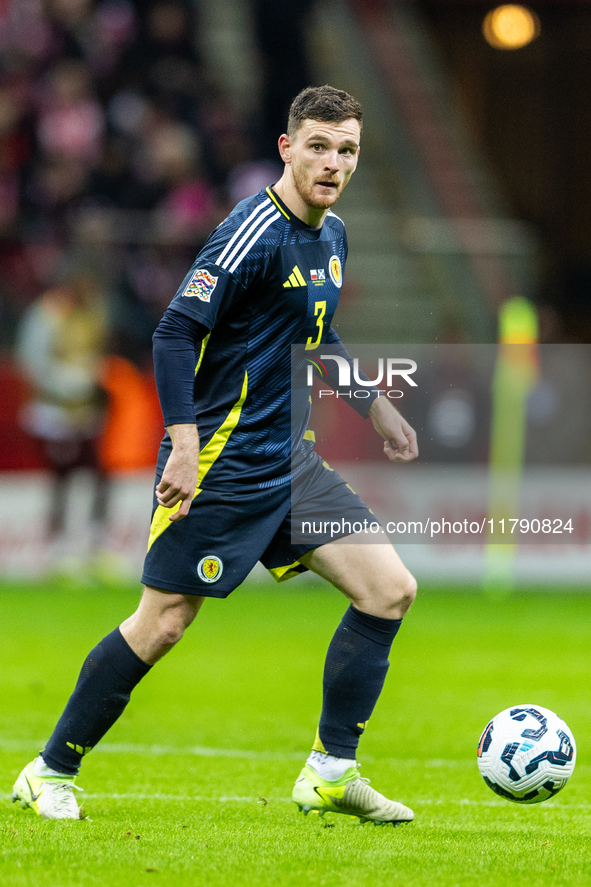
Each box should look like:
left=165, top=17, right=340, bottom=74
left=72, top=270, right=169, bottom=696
left=283, top=265, right=307, bottom=288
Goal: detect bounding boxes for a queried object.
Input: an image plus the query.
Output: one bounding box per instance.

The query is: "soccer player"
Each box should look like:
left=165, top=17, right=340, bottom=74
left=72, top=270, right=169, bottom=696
left=13, top=85, right=418, bottom=824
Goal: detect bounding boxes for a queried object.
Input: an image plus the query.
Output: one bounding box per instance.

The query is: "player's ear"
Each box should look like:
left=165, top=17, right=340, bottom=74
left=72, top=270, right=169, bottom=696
left=278, top=133, right=292, bottom=164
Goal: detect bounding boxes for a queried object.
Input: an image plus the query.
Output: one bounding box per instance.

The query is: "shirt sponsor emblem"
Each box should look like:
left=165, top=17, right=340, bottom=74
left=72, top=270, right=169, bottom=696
left=329, top=256, right=342, bottom=288
left=197, top=555, right=223, bottom=583
left=183, top=269, right=218, bottom=302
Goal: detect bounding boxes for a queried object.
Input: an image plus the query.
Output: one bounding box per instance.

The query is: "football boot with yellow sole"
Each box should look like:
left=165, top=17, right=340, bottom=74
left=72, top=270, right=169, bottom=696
left=292, top=763, right=414, bottom=825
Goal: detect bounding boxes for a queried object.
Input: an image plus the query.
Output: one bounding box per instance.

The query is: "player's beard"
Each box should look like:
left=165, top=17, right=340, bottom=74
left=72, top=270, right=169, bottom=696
left=292, top=162, right=344, bottom=209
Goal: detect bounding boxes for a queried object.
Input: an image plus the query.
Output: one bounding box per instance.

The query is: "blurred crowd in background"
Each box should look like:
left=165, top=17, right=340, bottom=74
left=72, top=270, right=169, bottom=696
left=0, top=0, right=590, bottom=580
left=0, top=0, right=588, bottom=485
left=0, top=0, right=315, bottom=474
left=0, top=0, right=314, bottom=356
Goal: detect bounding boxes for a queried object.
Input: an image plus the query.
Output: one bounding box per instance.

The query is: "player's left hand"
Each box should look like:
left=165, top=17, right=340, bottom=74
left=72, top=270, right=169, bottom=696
left=369, top=396, right=418, bottom=463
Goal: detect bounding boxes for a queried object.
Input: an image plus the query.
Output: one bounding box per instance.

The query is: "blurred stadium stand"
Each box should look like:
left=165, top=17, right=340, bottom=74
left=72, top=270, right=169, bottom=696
left=308, top=0, right=537, bottom=344
left=0, top=0, right=589, bottom=582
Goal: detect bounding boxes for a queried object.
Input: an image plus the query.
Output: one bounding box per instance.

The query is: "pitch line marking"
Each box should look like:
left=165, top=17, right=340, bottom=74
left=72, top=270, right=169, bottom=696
left=1, top=741, right=589, bottom=773
left=2, top=791, right=587, bottom=810
left=0, top=739, right=303, bottom=760
left=3, top=793, right=296, bottom=804
left=84, top=794, right=292, bottom=802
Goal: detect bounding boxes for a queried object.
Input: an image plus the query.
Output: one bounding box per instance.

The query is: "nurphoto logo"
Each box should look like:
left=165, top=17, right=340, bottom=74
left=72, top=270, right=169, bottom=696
left=306, top=356, right=418, bottom=395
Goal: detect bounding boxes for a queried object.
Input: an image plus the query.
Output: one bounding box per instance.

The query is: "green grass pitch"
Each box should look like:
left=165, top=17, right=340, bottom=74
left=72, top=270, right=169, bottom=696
left=1, top=579, right=590, bottom=886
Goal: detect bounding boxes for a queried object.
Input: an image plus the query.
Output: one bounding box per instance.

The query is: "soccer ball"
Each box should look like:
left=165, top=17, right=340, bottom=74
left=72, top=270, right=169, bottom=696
left=477, top=704, right=576, bottom=804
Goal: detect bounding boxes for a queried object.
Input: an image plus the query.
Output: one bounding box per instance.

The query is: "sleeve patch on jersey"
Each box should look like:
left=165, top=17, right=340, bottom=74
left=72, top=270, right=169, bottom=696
left=182, top=269, right=218, bottom=302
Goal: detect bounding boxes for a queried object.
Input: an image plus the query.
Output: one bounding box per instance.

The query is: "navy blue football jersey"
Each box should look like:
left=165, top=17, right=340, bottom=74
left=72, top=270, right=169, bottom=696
left=165, top=186, right=349, bottom=491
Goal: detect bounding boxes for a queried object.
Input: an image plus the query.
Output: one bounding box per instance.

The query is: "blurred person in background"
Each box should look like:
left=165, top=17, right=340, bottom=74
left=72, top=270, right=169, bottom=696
left=36, top=58, right=104, bottom=164
left=16, top=272, right=109, bottom=572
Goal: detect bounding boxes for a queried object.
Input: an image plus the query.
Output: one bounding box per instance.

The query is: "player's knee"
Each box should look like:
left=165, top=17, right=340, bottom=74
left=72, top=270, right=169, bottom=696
left=359, top=569, right=416, bottom=619
left=155, top=613, right=187, bottom=649
left=154, top=602, right=195, bottom=648
left=381, top=569, right=416, bottom=617
left=395, top=569, right=417, bottom=614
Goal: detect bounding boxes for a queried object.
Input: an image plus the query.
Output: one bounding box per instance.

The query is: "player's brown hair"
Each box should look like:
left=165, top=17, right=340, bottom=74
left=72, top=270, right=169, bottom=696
left=287, top=85, right=363, bottom=136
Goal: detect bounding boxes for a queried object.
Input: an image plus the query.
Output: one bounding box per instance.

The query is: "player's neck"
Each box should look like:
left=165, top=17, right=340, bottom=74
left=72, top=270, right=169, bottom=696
left=272, top=176, right=328, bottom=229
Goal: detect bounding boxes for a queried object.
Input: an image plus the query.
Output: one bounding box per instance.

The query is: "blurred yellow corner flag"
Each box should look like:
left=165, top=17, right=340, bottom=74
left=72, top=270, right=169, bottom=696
left=484, top=297, right=540, bottom=592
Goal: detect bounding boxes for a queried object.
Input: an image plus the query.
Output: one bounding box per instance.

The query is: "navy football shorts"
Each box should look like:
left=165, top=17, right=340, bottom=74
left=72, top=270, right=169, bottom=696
left=141, top=451, right=376, bottom=598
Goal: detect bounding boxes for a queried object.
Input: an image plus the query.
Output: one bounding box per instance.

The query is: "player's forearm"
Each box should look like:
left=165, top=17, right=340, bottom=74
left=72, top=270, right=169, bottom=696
left=369, top=393, right=408, bottom=435
left=167, top=423, right=200, bottom=451
left=369, top=393, right=396, bottom=424
left=153, top=308, right=209, bottom=426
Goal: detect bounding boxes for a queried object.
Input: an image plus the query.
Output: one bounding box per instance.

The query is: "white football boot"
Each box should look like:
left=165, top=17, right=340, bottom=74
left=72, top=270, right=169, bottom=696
left=12, top=758, right=83, bottom=820
left=293, top=763, right=414, bottom=825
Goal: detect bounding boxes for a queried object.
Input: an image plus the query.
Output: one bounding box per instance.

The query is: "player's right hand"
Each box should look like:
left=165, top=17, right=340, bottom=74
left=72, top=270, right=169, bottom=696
left=156, top=424, right=200, bottom=521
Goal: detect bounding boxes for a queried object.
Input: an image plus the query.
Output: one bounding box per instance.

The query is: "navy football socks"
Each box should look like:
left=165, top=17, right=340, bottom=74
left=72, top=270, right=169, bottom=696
left=318, top=605, right=402, bottom=758
left=40, top=608, right=399, bottom=773
left=42, top=628, right=151, bottom=775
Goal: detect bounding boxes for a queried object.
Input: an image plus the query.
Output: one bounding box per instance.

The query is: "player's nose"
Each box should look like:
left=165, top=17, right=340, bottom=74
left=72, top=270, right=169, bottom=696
left=324, top=150, right=340, bottom=170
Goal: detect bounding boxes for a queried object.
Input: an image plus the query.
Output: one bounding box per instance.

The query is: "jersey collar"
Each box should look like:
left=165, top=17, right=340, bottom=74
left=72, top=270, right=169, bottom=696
left=265, top=186, right=323, bottom=240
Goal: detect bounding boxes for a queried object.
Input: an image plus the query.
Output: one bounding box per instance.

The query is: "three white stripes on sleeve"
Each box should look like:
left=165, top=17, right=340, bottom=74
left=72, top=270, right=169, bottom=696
left=216, top=199, right=280, bottom=274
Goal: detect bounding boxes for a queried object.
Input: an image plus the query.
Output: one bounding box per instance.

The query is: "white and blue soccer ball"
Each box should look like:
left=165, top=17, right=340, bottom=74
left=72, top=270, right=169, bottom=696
left=477, top=704, right=576, bottom=804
